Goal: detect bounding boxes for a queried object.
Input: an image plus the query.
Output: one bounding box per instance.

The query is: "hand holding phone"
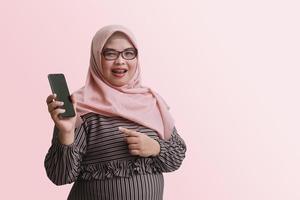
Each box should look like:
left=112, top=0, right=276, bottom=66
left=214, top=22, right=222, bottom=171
left=47, top=73, right=76, bottom=145
left=48, top=73, right=76, bottom=118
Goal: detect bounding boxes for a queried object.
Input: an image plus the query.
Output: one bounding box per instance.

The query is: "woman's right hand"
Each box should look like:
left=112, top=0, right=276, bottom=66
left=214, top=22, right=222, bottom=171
left=46, top=94, right=77, bottom=145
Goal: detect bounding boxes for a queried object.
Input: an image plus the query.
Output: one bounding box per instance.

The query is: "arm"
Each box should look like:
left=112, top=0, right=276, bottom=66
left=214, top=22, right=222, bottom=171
left=44, top=123, right=87, bottom=185
left=152, top=127, right=187, bottom=172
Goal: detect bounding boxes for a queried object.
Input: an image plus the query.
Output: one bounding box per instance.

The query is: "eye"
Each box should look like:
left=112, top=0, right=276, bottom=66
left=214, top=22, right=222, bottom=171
left=123, top=49, right=137, bottom=58
left=124, top=51, right=134, bottom=56
left=103, top=51, right=118, bottom=58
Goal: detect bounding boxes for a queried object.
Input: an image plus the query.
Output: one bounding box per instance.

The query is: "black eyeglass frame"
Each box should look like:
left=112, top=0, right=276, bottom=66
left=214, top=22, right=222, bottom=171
left=101, top=48, right=138, bottom=61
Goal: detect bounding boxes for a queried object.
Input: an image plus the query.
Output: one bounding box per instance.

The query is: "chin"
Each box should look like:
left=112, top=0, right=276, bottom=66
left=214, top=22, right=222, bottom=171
left=110, top=80, right=127, bottom=87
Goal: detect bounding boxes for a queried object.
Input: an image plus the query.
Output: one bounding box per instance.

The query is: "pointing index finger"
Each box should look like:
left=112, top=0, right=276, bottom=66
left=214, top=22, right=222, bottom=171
left=118, top=127, right=139, bottom=137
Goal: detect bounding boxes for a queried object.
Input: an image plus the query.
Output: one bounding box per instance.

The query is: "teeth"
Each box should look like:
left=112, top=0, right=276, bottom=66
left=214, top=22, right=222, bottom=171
left=112, top=69, right=127, bottom=74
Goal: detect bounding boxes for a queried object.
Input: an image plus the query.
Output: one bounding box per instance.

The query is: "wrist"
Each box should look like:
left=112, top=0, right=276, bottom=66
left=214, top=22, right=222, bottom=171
left=58, top=130, right=75, bottom=145
left=152, top=140, right=161, bottom=156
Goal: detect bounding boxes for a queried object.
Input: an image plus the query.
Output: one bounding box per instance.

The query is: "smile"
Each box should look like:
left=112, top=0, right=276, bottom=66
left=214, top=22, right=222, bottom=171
left=111, top=69, right=128, bottom=74
left=111, top=68, right=128, bottom=78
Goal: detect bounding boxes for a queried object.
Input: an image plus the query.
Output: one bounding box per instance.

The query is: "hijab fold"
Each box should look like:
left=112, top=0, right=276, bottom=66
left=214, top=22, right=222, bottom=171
left=73, top=25, right=174, bottom=140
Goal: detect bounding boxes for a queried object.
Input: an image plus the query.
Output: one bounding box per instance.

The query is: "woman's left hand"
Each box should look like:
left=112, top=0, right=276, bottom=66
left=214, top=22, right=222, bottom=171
left=119, top=127, right=160, bottom=157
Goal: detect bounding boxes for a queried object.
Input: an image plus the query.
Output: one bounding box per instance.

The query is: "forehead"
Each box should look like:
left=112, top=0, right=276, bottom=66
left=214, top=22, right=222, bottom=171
left=103, top=32, right=134, bottom=50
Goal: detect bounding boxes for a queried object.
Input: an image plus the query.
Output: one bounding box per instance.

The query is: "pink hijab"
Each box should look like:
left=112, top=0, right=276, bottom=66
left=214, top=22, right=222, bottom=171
left=72, top=25, right=174, bottom=140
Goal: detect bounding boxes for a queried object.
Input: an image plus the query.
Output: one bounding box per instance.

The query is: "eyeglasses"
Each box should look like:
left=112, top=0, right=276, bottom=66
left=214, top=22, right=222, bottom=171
left=101, top=48, right=138, bottom=60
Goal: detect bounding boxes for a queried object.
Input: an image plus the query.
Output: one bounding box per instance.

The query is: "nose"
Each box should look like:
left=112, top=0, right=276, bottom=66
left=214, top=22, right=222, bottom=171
left=114, top=54, right=125, bottom=65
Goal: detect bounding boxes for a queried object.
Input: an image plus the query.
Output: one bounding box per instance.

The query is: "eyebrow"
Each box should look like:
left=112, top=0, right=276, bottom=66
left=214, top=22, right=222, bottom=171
left=102, top=47, right=136, bottom=52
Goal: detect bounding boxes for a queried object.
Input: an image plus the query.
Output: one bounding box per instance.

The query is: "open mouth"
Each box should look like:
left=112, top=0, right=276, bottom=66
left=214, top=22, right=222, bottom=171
left=111, top=69, right=128, bottom=78
left=111, top=69, right=128, bottom=74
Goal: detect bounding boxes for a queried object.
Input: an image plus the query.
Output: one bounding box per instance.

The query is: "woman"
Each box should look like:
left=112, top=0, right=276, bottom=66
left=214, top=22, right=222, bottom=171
left=45, top=25, right=186, bottom=200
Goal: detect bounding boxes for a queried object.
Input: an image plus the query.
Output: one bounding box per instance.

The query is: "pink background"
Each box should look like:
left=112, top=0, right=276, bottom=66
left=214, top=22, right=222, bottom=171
left=1, top=0, right=300, bottom=199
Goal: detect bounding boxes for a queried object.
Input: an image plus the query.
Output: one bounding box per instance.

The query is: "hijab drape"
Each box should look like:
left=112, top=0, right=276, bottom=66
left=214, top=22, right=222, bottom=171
left=73, top=25, right=174, bottom=140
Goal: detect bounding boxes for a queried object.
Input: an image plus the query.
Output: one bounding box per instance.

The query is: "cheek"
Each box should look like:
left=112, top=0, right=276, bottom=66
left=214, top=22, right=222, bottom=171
left=128, top=61, right=137, bottom=74
left=101, top=61, right=112, bottom=76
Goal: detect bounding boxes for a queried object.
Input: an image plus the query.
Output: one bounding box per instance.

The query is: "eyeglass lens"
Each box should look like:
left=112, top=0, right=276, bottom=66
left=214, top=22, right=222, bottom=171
left=102, top=48, right=137, bottom=60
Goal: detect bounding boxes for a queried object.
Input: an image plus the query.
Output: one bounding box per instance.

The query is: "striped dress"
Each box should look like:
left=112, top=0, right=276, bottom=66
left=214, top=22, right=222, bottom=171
left=44, top=113, right=187, bottom=200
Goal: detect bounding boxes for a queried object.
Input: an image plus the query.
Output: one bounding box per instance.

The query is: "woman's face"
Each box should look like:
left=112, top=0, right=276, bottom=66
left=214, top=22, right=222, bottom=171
left=101, top=32, right=138, bottom=87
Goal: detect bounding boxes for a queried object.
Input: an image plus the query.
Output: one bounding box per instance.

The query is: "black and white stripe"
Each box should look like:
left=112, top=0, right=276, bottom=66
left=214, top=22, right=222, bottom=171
left=44, top=113, right=186, bottom=200
left=67, top=173, right=164, bottom=200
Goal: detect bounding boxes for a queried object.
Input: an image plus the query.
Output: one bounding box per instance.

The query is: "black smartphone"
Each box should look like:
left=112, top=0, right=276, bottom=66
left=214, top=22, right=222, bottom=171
left=48, top=73, right=76, bottom=117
